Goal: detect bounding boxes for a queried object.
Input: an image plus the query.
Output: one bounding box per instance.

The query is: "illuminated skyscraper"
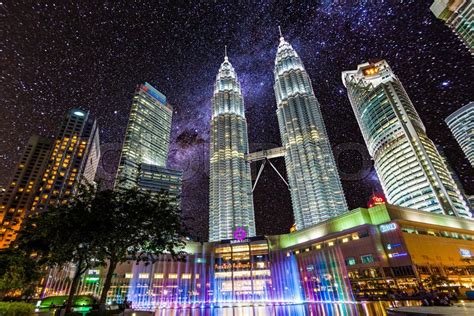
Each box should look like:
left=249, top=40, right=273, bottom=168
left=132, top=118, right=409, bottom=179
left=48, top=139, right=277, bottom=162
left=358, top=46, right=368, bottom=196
left=273, top=34, right=347, bottom=230
left=35, top=109, right=100, bottom=210
left=342, top=60, right=470, bottom=218
left=209, top=51, right=255, bottom=242
left=430, top=0, right=473, bottom=55
left=0, top=136, right=52, bottom=248
left=445, top=102, right=474, bottom=167
left=115, top=83, right=182, bottom=202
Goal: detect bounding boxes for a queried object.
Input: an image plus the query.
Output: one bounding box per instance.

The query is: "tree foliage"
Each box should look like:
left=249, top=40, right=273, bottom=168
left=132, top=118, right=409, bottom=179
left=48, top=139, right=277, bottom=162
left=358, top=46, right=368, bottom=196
left=17, top=183, right=187, bottom=309
left=17, top=183, right=105, bottom=311
left=0, top=248, right=41, bottom=299
left=91, top=186, right=186, bottom=305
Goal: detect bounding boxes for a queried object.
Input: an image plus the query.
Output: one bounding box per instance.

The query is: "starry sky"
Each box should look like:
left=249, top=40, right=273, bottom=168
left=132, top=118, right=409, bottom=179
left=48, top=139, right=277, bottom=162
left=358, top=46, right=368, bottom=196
left=2, top=0, right=473, bottom=241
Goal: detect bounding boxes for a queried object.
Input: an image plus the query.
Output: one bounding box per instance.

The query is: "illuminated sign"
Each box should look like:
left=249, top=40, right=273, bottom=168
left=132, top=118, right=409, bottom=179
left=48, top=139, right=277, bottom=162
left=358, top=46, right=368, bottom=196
left=388, top=252, right=407, bottom=258
left=460, top=249, right=472, bottom=258
left=363, top=66, right=379, bottom=76
left=368, top=195, right=386, bottom=208
left=380, top=223, right=397, bottom=233
left=233, top=226, right=247, bottom=241
left=85, top=276, right=99, bottom=283
left=386, top=243, right=401, bottom=250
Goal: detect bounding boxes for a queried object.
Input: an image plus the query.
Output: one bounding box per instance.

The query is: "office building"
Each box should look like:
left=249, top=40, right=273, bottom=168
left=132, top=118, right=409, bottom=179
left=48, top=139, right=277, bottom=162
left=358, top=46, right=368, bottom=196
left=430, top=0, right=474, bottom=55
left=342, top=60, right=470, bottom=218
left=0, top=136, right=52, bottom=248
left=446, top=102, right=474, bottom=167
left=115, top=83, right=182, bottom=201
left=209, top=52, right=256, bottom=242
left=273, top=33, right=347, bottom=229
left=35, top=109, right=100, bottom=211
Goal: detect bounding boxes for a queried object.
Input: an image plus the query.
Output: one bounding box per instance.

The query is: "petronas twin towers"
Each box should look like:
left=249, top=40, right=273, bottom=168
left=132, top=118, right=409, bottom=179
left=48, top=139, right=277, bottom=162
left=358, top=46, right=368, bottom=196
left=209, top=34, right=347, bottom=242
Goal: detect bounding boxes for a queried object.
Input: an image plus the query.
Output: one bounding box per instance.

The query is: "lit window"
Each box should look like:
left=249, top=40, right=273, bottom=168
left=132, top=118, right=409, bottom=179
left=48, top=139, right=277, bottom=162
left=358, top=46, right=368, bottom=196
left=138, top=273, right=149, bottom=279
left=361, top=254, right=374, bottom=264
left=168, top=274, right=178, bottom=279
left=328, top=241, right=334, bottom=246
left=342, top=238, right=349, bottom=243
left=125, top=273, right=133, bottom=278
left=154, top=273, right=164, bottom=279
left=345, top=258, right=356, bottom=266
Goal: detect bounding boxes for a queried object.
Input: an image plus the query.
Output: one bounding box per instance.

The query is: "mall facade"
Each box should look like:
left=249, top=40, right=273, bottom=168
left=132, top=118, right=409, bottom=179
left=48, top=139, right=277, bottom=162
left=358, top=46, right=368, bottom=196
left=41, top=203, right=474, bottom=309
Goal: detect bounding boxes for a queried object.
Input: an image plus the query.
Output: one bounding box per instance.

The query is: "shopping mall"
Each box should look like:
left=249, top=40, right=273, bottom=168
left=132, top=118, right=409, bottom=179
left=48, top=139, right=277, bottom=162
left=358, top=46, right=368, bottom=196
left=41, top=203, right=474, bottom=309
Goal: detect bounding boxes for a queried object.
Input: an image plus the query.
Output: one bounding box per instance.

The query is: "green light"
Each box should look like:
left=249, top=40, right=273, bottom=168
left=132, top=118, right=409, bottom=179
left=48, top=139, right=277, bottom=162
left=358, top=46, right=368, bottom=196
left=85, top=276, right=100, bottom=283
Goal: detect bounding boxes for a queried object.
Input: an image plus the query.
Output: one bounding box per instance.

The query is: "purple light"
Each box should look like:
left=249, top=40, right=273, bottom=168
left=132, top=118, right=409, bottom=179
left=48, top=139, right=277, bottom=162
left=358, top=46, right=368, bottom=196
left=233, top=226, right=247, bottom=241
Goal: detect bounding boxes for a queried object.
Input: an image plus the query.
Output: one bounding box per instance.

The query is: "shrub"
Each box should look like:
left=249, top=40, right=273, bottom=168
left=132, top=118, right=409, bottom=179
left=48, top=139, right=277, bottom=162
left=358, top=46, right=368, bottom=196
left=0, top=302, right=35, bottom=316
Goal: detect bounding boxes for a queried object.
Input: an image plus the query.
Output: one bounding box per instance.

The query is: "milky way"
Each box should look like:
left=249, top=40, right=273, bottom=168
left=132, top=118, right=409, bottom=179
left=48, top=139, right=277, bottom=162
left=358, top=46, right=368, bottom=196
left=2, top=0, right=473, bottom=240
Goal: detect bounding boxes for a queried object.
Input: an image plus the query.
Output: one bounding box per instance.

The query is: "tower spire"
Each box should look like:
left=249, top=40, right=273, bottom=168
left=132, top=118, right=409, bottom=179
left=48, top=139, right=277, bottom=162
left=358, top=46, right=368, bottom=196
left=224, top=45, right=228, bottom=61
left=278, top=25, right=283, bottom=39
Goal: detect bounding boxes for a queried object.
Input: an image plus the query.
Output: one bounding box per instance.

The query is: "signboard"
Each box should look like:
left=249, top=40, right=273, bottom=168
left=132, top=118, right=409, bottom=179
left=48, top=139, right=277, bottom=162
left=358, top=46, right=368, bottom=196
left=368, top=194, right=386, bottom=208
left=233, top=226, right=247, bottom=241
left=380, top=223, right=397, bottom=233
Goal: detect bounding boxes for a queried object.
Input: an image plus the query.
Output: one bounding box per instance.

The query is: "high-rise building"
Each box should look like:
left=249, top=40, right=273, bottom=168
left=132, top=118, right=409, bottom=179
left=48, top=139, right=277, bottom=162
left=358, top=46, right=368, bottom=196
left=115, top=83, right=182, bottom=202
left=209, top=52, right=256, bottom=242
left=273, top=34, right=347, bottom=230
left=445, top=102, right=474, bottom=167
left=437, top=145, right=473, bottom=212
left=0, top=135, right=52, bottom=248
left=342, top=60, right=470, bottom=218
left=430, top=0, right=474, bottom=55
left=35, top=109, right=100, bottom=211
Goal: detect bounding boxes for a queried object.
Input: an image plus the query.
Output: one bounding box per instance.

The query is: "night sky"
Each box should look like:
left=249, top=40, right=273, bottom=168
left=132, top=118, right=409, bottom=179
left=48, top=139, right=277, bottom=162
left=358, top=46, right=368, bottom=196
left=2, top=1, right=473, bottom=241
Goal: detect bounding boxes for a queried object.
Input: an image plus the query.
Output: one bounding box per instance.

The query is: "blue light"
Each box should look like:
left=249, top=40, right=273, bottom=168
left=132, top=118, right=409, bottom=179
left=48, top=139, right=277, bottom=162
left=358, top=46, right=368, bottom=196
left=460, top=249, right=471, bottom=258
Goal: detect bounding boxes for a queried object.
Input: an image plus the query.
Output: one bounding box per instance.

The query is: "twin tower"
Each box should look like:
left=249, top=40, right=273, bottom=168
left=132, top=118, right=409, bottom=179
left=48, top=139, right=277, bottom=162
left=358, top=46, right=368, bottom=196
left=209, top=34, right=347, bottom=242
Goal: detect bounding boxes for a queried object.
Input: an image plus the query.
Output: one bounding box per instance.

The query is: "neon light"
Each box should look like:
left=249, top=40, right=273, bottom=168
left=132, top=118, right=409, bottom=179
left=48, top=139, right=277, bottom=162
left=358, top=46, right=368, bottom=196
left=368, top=194, right=386, bottom=208
left=388, top=252, right=407, bottom=258
left=380, top=223, right=397, bottom=233
left=233, top=227, right=247, bottom=241
left=386, top=243, right=401, bottom=250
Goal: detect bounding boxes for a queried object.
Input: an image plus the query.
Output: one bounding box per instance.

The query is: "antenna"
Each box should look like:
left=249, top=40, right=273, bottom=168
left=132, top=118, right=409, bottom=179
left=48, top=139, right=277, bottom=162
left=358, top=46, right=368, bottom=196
left=225, top=45, right=227, bottom=59
left=278, top=25, right=283, bottom=38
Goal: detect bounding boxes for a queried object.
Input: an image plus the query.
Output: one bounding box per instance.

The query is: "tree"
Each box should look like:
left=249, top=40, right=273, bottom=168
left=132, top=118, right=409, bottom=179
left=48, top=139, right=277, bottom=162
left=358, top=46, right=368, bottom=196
left=18, top=184, right=104, bottom=313
left=0, top=248, right=41, bottom=300
left=91, top=187, right=186, bottom=309
left=17, top=184, right=187, bottom=312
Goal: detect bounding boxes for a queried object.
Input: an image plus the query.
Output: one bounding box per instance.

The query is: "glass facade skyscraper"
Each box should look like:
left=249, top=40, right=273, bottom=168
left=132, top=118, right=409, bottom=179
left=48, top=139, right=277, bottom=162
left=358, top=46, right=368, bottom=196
left=0, top=136, right=52, bottom=249
left=115, top=83, right=182, bottom=202
left=209, top=54, right=255, bottom=242
left=36, top=109, right=100, bottom=211
left=430, top=0, right=473, bottom=55
left=273, top=35, right=348, bottom=230
left=342, top=60, right=470, bottom=218
left=446, top=102, right=474, bottom=168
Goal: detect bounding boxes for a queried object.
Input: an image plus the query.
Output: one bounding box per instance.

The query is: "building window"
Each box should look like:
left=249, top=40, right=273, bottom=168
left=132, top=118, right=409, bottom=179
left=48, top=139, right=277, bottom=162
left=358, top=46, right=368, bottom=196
left=345, top=257, right=356, bottom=266
left=125, top=273, right=133, bottom=278
left=361, top=254, right=374, bottom=264
left=138, top=273, right=149, bottom=279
